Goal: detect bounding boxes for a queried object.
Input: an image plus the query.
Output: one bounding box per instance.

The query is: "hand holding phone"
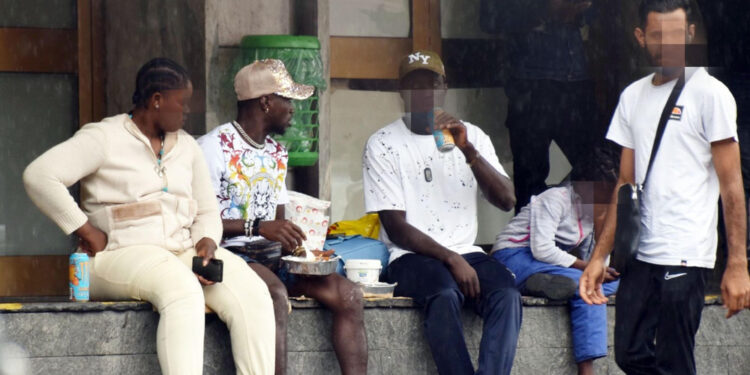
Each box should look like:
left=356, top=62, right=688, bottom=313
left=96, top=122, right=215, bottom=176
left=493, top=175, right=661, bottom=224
left=192, top=256, right=223, bottom=283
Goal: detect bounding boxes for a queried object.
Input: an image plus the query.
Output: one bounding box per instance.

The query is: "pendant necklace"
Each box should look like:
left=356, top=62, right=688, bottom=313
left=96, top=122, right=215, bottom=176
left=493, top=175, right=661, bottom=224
left=129, top=114, right=167, bottom=192
left=424, top=166, right=433, bottom=182
left=408, top=130, right=438, bottom=183
left=155, top=134, right=167, bottom=192
left=403, top=116, right=438, bottom=183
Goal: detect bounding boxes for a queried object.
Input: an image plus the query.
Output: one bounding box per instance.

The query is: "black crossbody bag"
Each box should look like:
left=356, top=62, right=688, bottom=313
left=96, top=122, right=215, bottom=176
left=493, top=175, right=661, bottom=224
left=610, top=72, right=686, bottom=274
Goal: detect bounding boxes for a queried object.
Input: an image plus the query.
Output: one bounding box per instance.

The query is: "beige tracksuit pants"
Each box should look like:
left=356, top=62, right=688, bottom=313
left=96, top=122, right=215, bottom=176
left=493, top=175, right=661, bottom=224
left=89, top=245, right=275, bottom=375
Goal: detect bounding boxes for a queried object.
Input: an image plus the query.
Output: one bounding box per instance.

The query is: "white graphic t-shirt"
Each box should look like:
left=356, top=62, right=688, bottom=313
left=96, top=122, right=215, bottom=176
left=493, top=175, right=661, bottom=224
left=198, top=123, right=289, bottom=247
left=606, top=67, right=737, bottom=268
left=363, top=118, right=509, bottom=263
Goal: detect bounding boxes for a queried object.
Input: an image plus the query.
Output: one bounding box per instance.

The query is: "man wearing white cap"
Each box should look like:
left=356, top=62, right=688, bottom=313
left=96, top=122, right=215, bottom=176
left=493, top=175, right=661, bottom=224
left=198, top=59, right=368, bottom=375
left=363, top=50, right=521, bottom=375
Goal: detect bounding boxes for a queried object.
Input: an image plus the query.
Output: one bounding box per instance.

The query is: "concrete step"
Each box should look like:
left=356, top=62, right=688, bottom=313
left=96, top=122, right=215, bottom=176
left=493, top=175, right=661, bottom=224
left=1, top=296, right=749, bottom=375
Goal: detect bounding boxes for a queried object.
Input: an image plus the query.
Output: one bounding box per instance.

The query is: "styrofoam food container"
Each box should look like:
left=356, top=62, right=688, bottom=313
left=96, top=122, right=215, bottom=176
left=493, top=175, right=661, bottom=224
left=344, top=259, right=382, bottom=284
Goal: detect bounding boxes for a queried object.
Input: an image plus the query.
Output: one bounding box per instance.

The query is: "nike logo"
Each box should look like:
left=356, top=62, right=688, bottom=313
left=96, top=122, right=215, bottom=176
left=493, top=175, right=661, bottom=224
left=664, top=272, right=688, bottom=280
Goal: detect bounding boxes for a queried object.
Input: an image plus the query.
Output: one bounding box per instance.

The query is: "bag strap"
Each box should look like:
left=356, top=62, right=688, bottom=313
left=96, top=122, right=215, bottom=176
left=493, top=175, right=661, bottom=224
left=641, top=70, right=686, bottom=188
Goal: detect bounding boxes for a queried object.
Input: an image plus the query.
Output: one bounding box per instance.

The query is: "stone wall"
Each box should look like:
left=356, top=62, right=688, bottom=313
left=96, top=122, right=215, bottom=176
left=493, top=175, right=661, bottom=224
left=2, top=298, right=749, bottom=374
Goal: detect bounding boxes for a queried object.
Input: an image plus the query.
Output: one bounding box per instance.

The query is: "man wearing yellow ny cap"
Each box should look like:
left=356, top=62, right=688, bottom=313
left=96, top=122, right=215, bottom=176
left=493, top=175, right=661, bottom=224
left=363, top=50, right=521, bottom=375
left=198, top=59, right=368, bottom=375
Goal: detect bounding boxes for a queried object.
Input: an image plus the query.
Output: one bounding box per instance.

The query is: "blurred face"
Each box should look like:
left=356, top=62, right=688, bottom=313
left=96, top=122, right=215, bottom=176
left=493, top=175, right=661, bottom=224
left=572, top=181, right=616, bottom=205
left=154, top=80, right=193, bottom=133
left=399, top=70, right=447, bottom=113
left=265, top=94, right=295, bottom=135
left=572, top=180, right=615, bottom=237
left=635, top=9, right=695, bottom=70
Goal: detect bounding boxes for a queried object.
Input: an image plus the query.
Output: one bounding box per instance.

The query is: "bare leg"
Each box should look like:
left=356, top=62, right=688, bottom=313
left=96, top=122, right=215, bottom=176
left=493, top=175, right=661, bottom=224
left=290, top=273, right=368, bottom=375
left=248, top=263, right=289, bottom=375
left=578, top=359, right=594, bottom=375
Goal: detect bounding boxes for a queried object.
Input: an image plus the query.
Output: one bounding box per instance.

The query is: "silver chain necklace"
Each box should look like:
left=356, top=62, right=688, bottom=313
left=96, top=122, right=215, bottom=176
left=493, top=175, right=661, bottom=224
left=232, top=121, right=265, bottom=150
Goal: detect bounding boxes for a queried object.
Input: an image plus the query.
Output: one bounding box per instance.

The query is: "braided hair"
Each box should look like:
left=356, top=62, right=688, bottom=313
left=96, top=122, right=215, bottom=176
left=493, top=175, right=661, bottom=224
left=131, top=58, right=190, bottom=109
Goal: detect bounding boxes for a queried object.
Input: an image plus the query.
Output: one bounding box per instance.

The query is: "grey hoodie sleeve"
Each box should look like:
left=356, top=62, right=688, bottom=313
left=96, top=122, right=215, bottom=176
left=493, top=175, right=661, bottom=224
left=528, top=189, right=578, bottom=267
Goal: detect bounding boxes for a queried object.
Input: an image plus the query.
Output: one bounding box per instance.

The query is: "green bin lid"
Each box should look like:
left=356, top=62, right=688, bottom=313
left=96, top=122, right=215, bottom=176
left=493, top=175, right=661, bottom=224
left=241, top=35, right=320, bottom=50
left=288, top=151, right=319, bottom=167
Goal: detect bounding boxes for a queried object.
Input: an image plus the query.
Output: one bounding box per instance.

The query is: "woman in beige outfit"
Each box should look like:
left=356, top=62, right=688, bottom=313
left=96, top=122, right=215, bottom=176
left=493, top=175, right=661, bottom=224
left=23, top=58, right=275, bottom=375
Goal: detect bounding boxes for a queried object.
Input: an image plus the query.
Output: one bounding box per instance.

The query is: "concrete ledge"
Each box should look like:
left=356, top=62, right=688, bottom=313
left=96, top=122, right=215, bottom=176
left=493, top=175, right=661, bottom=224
left=1, top=296, right=748, bottom=375
left=0, top=295, right=573, bottom=313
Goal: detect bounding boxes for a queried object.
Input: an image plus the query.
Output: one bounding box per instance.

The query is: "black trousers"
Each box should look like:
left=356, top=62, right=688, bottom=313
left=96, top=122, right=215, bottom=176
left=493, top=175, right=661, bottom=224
left=505, top=78, right=599, bottom=212
left=614, top=259, right=708, bottom=375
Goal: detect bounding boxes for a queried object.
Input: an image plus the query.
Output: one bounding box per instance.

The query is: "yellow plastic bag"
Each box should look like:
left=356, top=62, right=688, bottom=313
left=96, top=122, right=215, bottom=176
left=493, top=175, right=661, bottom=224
left=328, top=213, right=380, bottom=239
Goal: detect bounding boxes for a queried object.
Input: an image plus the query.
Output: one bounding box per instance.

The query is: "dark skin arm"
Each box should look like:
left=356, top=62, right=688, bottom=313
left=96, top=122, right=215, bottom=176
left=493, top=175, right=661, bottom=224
left=195, top=237, right=217, bottom=285
left=75, top=221, right=218, bottom=285
left=571, top=200, right=619, bottom=281
left=75, top=221, right=108, bottom=256
left=571, top=258, right=618, bottom=281
left=580, top=147, right=635, bottom=304
left=434, top=111, right=516, bottom=211
left=378, top=210, right=481, bottom=299
left=711, top=139, right=750, bottom=317
left=221, top=205, right=306, bottom=254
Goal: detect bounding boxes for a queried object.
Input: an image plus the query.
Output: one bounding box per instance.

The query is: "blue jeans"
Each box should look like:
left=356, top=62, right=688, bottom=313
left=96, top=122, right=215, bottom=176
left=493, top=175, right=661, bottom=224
left=493, top=247, right=619, bottom=363
left=386, top=252, right=522, bottom=375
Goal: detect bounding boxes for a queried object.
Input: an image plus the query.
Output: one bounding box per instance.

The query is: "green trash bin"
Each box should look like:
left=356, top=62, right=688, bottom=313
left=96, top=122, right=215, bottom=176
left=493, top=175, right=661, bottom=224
left=239, top=35, right=327, bottom=167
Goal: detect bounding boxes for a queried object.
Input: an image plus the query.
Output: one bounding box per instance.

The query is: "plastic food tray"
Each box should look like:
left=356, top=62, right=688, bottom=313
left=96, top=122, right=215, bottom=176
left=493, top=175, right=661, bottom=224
left=282, top=256, right=339, bottom=275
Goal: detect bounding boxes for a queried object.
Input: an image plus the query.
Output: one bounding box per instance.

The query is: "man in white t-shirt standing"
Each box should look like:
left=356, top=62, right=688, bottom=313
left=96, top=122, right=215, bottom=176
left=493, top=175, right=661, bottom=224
left=363, top=50, right=520, bottom=375
left=579, top=1, right=750, bottom=374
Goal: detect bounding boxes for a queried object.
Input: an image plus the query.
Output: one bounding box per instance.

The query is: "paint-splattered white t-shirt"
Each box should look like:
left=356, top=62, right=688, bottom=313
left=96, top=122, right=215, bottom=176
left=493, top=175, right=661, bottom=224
left=363, top=118, right=509, bottom=263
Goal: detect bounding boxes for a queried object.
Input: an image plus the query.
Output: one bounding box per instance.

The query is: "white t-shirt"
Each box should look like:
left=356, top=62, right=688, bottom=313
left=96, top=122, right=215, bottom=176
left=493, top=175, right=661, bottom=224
left=197, top=123, right=290, bottom=248
left=606, top=67, right=737, bottom=268
left=363, top=118, right=509, bottom=263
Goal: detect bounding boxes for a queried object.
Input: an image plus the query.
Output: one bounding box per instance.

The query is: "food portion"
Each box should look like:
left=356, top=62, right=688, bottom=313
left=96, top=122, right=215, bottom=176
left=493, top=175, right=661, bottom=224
left=292, top=246, right=335, bottom=261
left=292, top=246, right=306, bottom=258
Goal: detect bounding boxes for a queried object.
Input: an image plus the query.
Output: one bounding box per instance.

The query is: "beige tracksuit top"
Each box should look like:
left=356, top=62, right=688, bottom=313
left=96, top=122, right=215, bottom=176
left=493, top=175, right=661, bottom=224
left=23, top=114, right=222, bottom=253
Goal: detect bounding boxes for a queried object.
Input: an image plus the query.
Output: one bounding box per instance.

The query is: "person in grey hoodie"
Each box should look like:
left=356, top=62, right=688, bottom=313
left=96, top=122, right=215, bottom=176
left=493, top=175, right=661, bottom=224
left=491, top=155, right=619, bottom=375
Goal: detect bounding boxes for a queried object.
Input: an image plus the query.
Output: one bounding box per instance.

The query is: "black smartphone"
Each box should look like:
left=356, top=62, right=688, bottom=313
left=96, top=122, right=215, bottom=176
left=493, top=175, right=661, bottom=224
left=192, top=256, right=223, bottom=283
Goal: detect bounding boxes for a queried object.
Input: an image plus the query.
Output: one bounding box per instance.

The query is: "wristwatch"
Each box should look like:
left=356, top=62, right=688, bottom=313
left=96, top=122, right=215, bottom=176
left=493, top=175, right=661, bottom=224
left=251, top=218, right=261, bottom=236
left=243, top=218, right=252, bottom=237
left=244, top=218, right=262, bottom=237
